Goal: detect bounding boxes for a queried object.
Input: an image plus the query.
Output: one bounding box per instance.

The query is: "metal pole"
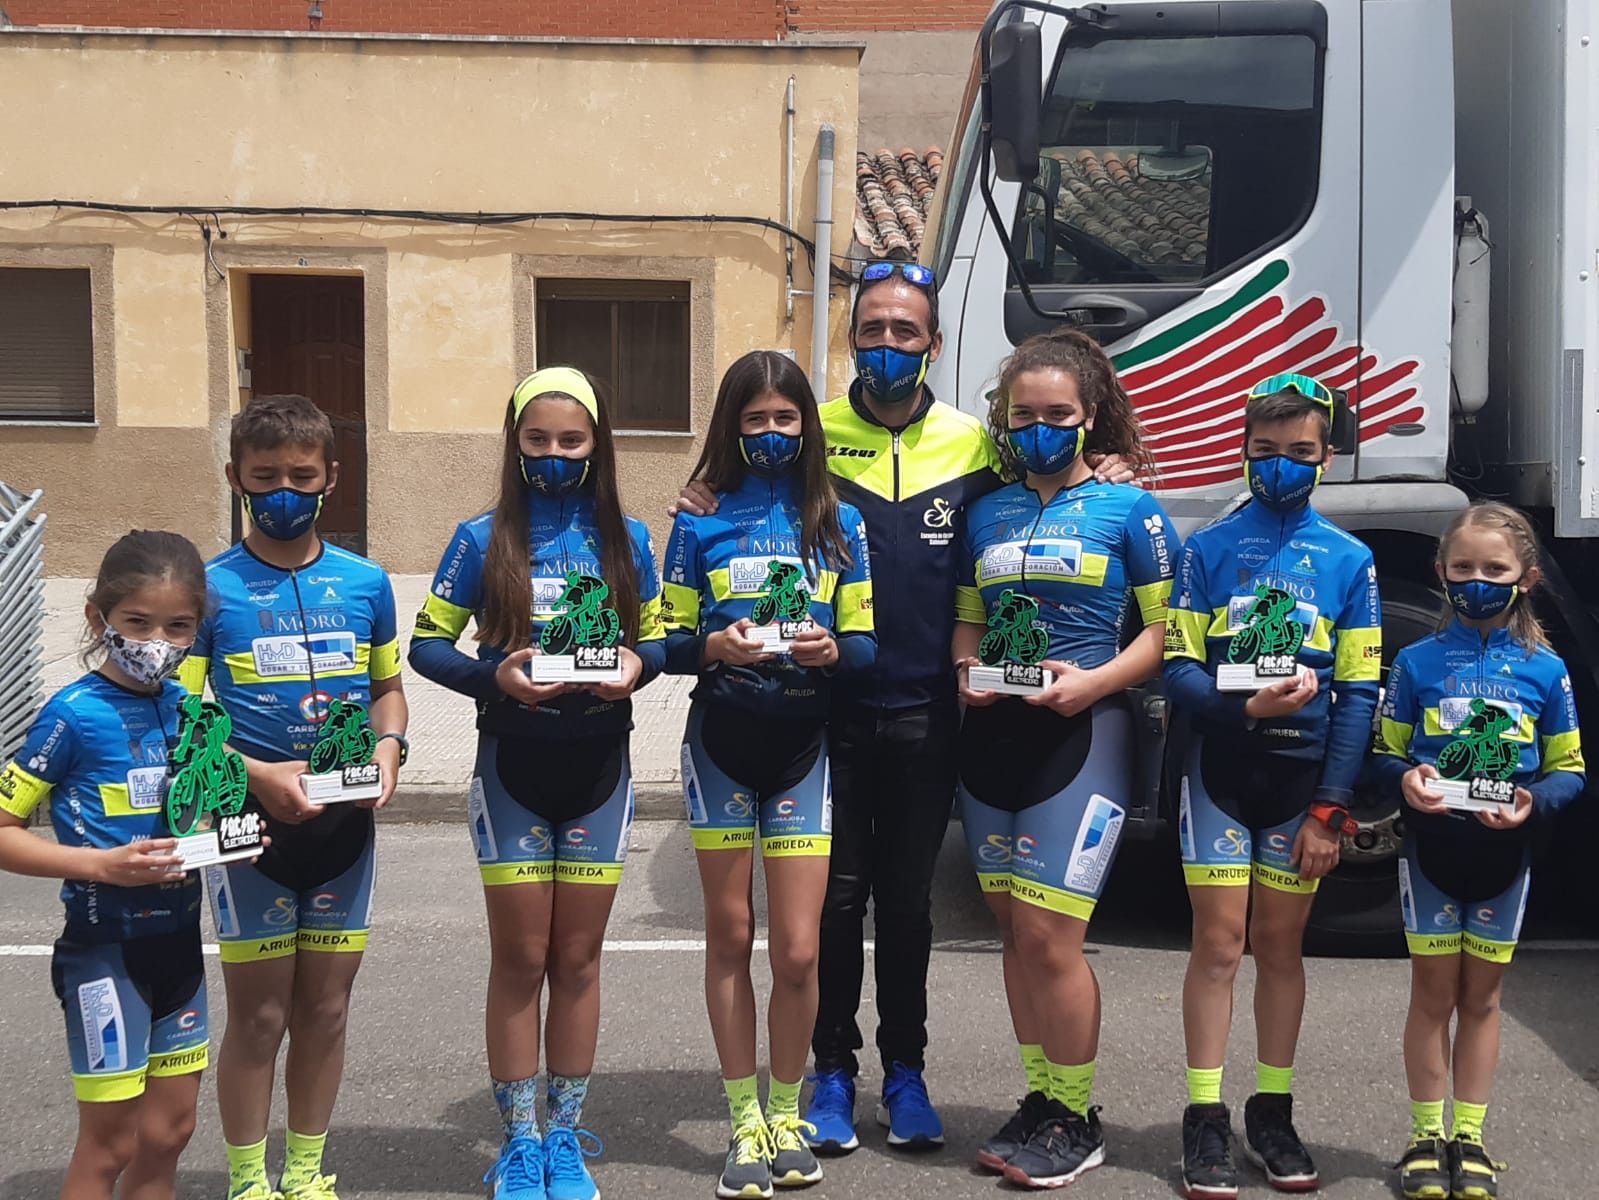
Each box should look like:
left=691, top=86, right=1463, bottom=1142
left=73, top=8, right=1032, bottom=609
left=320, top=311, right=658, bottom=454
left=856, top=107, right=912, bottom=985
left=810, top=124, right=835, bottom=399
left=784, top=76, right=796, bottom=323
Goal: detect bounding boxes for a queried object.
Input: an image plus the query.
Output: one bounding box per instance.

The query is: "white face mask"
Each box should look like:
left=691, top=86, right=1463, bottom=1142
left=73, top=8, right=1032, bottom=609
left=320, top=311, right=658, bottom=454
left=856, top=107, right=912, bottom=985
left=100, top=619, right=190, bottom=687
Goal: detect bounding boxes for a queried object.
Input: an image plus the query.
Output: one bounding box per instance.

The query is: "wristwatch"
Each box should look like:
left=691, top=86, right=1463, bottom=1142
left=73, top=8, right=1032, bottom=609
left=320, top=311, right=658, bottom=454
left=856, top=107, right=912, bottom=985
left=1308, top=801, right=1352, bottom=834
left=376, top=731, right=410, bottom=767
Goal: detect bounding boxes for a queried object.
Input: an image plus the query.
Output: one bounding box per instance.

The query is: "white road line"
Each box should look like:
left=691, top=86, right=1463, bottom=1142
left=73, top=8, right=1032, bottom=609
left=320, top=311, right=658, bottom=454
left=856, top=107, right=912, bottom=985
left=0, top=938, right=881, bottom=957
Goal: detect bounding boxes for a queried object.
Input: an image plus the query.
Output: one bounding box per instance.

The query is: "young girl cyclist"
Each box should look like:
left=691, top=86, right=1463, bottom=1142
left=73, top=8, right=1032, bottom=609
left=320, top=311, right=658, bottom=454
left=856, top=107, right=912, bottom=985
left=0, top=532, right=220, bottom=1200
left=661, top=350, right=875, bottom=1200
left=410, top=366, right=666, bottom=1200
left=954, top=328, right=1178, bottom=1190
left=1373, top=502, right=1584, bottom=1200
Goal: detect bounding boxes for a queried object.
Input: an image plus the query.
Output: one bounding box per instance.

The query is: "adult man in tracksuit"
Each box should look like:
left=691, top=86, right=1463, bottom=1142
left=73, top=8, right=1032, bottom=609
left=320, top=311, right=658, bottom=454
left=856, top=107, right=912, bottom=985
left=679, top=263, right=1128, bottom=1154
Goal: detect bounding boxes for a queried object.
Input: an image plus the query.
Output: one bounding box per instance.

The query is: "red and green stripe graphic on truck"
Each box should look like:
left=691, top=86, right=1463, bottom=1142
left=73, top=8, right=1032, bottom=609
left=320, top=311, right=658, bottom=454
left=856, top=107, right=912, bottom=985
left=1111, top=259, right=1426, bottom=491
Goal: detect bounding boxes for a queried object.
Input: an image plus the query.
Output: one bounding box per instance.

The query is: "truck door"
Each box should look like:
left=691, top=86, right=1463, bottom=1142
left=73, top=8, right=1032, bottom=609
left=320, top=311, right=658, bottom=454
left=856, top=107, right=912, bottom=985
left=958, top=0, right=1379, bottom=500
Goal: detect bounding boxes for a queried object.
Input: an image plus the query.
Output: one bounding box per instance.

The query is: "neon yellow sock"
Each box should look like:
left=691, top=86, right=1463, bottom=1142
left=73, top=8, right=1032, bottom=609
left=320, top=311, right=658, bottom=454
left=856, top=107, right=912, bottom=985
left=724, top=1074, right=763, bottom=1130
left=1255, top=1061, right=1295, bottom=1096
left=1019, top=1043, right=1050, bottom=1095
left=1453, top=1099, right=1489, bottom=1142
left=280, top=1128, right=328, bottom=1191
left=1186, top=1066, right=1224, bottom=1106
left=1410, top=1098, right=1446, bottom=1139
left=767, top=1075, right=801, bottom=1122
left=1046, top=1058, right=1096, bottom=1112
left=226, top=1137, right=270, bottom=1197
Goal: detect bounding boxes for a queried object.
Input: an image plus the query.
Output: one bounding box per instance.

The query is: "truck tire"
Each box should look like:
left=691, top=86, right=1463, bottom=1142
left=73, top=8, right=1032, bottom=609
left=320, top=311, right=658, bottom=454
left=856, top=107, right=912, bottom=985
left=1304, top=579, right=1447, bottom=958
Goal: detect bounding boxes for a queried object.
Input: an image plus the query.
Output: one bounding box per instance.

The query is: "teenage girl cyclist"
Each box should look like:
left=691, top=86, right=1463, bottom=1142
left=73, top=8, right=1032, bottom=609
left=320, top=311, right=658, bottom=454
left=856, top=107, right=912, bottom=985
left=953, top=328, right=1178, bottom=1190
left=410, top=367, right=666, bottom=1200
left=1373, top=502, right=1584, bottom=1200
left=662, top=350, right=876, bottom=1200
left=0, top=531, right=219, bottom=1200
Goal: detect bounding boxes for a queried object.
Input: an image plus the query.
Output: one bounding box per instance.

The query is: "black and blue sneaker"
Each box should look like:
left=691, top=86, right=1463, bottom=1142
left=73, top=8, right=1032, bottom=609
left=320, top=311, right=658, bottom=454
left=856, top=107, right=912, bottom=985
left=1003, top=1101, right=1105, bottom=1190
left=976, top=1090, right=1051, bottom=1173
left=802, top=1070, right=858, bottom=1155
left=875, top=1062, right=944, bottom=1151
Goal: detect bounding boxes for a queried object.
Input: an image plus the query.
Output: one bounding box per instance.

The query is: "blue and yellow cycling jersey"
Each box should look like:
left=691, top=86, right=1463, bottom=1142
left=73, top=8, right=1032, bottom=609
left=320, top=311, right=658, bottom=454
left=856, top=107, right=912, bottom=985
left=955, top=479, right=1178, bottom=667
left=1371, top=620, right=1585, bottom=838
left=821, top=384, right=1003, bottom=710
left=410, top=491, right=667, bottom=737
left=661, top=472, right=876, bottom=716
left=1163, top=500, right=1383, bottom=803
left=178, top=542, right=401, bottom=763
left=0, top=674, right=201, bottom=942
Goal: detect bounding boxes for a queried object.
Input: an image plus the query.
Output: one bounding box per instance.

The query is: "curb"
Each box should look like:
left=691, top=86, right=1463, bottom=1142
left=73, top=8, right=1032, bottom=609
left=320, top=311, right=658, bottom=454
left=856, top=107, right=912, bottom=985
left=380, top=782, right=684, bottom=824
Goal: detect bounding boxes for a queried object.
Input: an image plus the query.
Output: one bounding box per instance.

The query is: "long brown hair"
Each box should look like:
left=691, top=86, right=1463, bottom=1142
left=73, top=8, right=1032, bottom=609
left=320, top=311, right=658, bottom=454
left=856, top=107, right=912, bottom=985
left=689, top=351, right=851, bottom=578
left=81, top=530, right=208, bottom=667
left=986, top=327, right=1153, bottom=480
left=476, top=370, right=641, bottom=651
left=1437, top=501, right=1550, bottom=651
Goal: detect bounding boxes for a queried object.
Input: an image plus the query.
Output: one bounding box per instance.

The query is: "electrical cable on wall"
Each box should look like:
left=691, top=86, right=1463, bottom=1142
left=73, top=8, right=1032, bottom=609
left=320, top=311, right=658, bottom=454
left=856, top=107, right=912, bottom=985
left=0, top=199, right=857, bottom=284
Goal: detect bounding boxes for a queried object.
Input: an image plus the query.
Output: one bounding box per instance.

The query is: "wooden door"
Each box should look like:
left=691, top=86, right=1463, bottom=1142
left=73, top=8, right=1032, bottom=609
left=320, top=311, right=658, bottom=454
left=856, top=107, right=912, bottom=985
left=248, top=275, right=367, bottom=553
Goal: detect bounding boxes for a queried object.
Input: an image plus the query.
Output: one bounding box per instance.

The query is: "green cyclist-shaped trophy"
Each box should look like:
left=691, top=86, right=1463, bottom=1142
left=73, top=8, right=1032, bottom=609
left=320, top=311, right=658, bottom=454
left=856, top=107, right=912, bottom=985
left=1429, top=698, right=1521, bottom=811
left=1217, top=582, right=1309, bottom=692
left=969, top=589, right=1050, bottom=696
left=748, top=560, right=815, bottom=653
left=165, top=695, right=265, bottom=867
left=528, top=570, right=625, bottom=684
left=300, top=697, right=384, bottom=804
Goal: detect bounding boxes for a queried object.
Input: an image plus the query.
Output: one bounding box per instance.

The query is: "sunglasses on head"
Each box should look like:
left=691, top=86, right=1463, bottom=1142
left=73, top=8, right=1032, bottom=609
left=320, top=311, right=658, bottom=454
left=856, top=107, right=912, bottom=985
left=861, top=262, right=937, bottom=287
left=1245, top=372, right=1334, bottom=411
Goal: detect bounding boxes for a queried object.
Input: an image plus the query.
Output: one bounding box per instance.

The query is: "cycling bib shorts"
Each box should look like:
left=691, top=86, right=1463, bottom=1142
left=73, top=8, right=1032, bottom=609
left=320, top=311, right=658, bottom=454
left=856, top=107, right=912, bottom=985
left=206, top=830, right=377, bottom=963
left=957, top=699, right=1133, bottom=921
left=1178, top=734, right=1322, bottom=895
left=1400, top=838, right=1530, bottom=964
left=469, top=731, right=634, bottom=887
left=682, top=703, right=831, bottom=858
left=51, top=927, right=208, bottom=1101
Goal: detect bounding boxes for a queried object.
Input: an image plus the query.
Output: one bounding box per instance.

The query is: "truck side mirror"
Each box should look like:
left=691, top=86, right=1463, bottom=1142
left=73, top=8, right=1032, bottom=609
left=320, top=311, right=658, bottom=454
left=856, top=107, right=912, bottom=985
left=1330, top=388, right=1356, bottom=456
left=989, top=22, right=1042, bottom=183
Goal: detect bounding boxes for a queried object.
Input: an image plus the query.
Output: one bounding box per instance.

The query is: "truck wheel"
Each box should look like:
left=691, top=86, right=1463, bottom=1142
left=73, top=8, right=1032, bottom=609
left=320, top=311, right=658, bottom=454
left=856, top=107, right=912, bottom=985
left=1304, top=579, right=1447, bottom=958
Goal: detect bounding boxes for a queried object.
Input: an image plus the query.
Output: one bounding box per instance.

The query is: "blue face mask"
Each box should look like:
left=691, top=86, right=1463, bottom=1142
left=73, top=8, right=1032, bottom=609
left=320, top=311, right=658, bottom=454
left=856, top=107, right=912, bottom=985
left=245, top=487, right=324, bottom=541
left=1007, top=421, right=1085, bottom=477
left=1446, top=578, right=1521, bottom=621
left=854, top=344, right=930, bottom=405
left=521, top=454, right=591, bottom=496
left=740, top=431, right=802, bottom=477
left=1245, top=455, right=1322, bottom=512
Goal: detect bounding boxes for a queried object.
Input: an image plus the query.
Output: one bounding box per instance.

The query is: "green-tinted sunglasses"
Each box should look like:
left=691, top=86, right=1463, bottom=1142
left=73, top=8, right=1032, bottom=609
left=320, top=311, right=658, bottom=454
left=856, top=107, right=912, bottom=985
left=1245, top=372, right=1334, bottom=411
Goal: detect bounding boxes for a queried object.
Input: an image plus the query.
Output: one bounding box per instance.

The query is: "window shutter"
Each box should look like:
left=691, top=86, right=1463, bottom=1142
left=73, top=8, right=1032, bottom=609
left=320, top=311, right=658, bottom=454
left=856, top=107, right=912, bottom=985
left=0, top=268, right=95, bottom=421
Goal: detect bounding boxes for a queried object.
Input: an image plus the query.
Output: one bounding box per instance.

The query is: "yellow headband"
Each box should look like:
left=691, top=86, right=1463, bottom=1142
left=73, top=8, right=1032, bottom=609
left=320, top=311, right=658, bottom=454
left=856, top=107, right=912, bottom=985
left=511, top=366, right=599, bottom=426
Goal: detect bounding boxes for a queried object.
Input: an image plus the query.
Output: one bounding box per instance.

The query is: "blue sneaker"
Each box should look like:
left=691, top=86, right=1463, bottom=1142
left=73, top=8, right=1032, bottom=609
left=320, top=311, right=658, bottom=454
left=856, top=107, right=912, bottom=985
left=544, top=1128, right=603, bottom=1200
left=875, top=1063, right=945, bottom=1151
left=802, top=1070, right=859, bottom=1155
left=485, top=1135, right=547, bottom=1200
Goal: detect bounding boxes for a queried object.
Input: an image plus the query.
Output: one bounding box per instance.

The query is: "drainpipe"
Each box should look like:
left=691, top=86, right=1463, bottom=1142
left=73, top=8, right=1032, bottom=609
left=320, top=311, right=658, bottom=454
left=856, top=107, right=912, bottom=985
left=784, top=77, right=797, bottom=323
left=810, top=124, right=834, bottom=399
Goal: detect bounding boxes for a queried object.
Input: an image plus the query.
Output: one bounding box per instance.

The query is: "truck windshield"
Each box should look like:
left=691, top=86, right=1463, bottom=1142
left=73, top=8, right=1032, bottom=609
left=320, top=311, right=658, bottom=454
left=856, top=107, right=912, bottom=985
left=1013, top=31, right=1320, bottom=287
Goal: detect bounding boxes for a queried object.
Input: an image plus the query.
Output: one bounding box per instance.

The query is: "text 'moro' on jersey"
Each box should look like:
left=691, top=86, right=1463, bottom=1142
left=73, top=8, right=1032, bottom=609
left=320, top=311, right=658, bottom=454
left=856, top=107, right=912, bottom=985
left=409, top=491, right=666, bottom=737
left=1162, top=500, right=1382, bottom=802
left=0, top=675, right=201, bottom=941
left=819, top=386, right=1003, bottom=710
left=956, top=480, right=1179, bottom=666
left=660, top=471, right=876, bottom=716
left=177, top=543, right=401, bottom=762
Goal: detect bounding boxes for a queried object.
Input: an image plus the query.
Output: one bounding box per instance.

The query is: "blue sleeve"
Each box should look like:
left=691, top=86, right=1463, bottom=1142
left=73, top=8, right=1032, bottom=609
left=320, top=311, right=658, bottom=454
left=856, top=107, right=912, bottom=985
left=1161, top=537, right=1253, bottom=725
left=833, top=507, right=877, bottom=675
left=1123, top=492, right=1180, bottom=628
left=0, top=696, right=81, bottom=820
left=661, top=513, right=707, bottom=676
left=1529, top=661, right=1586, bottom=819
left=630, top=521, right=667, bottom=688
left=1368, top=651, right=1419, bottom=800
left=407, top=524, right=500, bottom=702
left=1317, top=549, right=1383, bottom=804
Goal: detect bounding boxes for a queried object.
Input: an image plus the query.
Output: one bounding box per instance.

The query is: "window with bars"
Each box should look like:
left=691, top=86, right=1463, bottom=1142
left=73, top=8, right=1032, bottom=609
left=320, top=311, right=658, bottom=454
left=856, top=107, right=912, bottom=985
left=535, top=278, right=691, bottom=432
left=0, top=267, right=95, bottom=422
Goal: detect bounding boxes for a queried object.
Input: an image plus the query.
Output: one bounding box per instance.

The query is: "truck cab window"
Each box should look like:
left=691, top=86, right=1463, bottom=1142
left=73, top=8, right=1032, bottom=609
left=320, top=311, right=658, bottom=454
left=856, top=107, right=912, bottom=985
left=1013, top=32, right=1320, bottom=288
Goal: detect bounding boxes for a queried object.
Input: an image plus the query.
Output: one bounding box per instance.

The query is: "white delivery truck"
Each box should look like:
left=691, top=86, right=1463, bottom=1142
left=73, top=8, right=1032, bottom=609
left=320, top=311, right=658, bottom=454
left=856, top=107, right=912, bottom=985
left=921, top=0, right=1598, bottom=946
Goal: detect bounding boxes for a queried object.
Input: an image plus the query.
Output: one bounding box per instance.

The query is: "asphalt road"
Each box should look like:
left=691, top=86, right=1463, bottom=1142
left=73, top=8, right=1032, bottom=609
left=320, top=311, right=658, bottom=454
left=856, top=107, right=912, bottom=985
left=1, top=821, right=1596, bottom=1199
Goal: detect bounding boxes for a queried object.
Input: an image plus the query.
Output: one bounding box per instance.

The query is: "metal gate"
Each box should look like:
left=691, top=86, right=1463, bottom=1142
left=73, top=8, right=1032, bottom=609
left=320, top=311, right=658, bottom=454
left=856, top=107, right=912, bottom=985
left=0, top=482, right=46, bottom=765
